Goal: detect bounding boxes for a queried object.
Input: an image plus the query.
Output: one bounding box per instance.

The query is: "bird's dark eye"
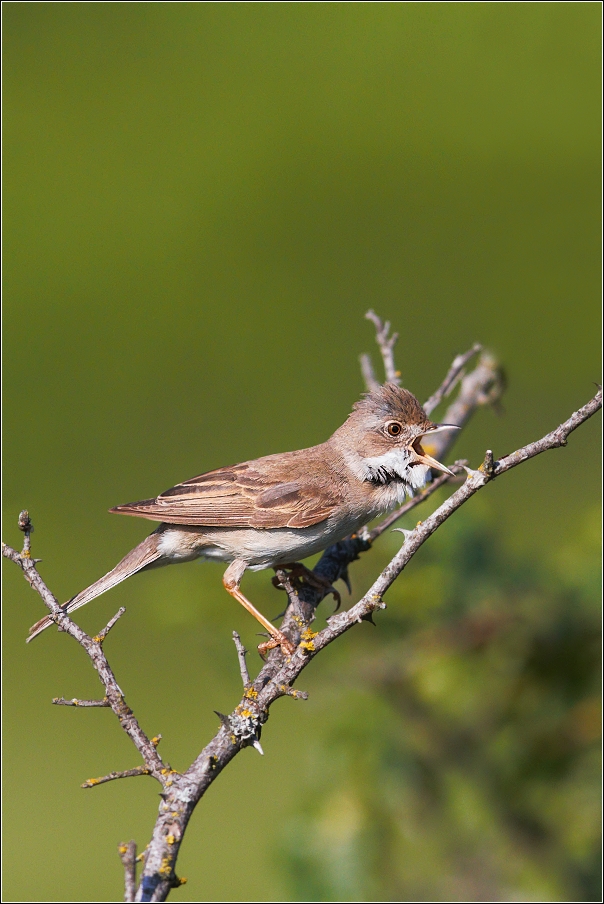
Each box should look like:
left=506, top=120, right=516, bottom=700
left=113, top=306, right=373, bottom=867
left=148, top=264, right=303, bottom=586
left=387, top=422, right=402, bottom=436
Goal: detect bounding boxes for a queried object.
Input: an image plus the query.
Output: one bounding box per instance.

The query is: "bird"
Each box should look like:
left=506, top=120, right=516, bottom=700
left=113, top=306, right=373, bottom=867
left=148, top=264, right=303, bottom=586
left=27, top=383, right=458, bottom=654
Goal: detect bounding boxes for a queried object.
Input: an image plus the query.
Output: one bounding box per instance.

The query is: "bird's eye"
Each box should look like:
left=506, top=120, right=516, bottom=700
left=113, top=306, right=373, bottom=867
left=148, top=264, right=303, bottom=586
left=387, top=422, right=402, bottom=436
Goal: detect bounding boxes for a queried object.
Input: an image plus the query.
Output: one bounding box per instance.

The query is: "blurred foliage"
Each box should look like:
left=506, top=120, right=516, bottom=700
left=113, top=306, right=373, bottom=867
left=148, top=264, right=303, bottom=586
left=2, top=3, right=601, bottom=902
left=281, top=508, right=601, bottom=902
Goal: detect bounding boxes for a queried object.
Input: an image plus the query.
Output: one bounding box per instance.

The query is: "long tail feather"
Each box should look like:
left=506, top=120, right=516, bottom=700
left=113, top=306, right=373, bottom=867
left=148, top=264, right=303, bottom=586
left=26, top=533, right=163, bottom=642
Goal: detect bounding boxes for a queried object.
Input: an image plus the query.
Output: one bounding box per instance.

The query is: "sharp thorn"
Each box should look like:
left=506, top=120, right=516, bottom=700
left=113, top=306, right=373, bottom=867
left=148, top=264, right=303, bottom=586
left=214, top=710, right=231, bottom=728
left=393, top=528, right=415, bottom=540
left=463, top=465, right=482, bottom=479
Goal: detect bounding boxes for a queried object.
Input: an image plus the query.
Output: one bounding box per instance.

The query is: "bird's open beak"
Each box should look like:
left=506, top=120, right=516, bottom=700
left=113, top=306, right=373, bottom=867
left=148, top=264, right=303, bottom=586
left=423, top=424, right=461, bottom=437
left=410, top=425, right=461, bottom=476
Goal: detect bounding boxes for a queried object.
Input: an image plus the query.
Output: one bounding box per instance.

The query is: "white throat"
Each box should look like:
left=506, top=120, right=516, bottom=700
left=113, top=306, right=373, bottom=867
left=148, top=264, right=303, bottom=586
left=347, top=447, right=430, bottom=498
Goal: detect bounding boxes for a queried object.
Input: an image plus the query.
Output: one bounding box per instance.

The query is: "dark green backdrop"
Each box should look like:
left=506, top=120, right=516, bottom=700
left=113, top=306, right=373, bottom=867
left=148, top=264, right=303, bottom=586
left=3, top=3, right=600, bottom=901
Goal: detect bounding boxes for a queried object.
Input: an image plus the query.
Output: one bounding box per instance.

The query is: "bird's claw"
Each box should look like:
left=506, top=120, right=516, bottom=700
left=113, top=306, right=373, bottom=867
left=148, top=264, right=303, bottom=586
left=272, top=563, right=341, bottom=608
left=257, top=630, right=296, bottom=660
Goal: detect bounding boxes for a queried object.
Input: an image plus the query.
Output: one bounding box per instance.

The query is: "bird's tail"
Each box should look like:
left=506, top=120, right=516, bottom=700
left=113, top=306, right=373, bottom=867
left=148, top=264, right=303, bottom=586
left=26, top=532, right=163, bottom=642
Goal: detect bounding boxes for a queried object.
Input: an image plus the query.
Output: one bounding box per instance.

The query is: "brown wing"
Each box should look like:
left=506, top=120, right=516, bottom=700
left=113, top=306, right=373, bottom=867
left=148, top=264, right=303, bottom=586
left=110, top=460, right=338, bottom=529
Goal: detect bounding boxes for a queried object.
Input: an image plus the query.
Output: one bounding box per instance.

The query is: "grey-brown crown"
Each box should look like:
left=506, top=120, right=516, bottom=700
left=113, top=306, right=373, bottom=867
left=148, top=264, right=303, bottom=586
left=350, top=382, right=431, bottom=429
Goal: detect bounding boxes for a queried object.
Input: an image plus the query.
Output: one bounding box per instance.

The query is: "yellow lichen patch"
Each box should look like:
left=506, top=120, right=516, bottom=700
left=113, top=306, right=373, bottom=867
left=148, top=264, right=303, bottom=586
left=239, top=709, right=253, bottom=718
left=151, top=736, right=161, bottom=746
left=85, top=778, right=99, bottom=786
left=301, top=628, right=318, bottom=641
left=92, top=634, right=102, bottom=644
left=292, top=615, right=305, bottom=627
left=244, top=687, right=258, bottom=699
left=159, top=856, right=173, bottom=876
left=166, top=834, right=176, bottom=845
left=118, top=844, right=128, bottom=855
left=161, top=768, right=169, bottom=775
left=72, top=698, right=79, bottom=706
left=176, top=877, right=187, bottom=886
left=300, top=640, right=315, bottom=652
left=230, top=734, right=237, bottom=745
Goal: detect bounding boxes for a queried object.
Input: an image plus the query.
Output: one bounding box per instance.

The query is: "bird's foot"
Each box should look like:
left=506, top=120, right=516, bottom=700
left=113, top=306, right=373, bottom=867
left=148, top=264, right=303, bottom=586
left=272, top=563, right=341, bottom=608
left=257, top=630, right=296, bottom=660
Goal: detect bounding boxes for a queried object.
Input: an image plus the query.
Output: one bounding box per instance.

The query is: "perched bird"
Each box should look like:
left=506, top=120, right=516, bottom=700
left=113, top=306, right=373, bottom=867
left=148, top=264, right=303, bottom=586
left=27, top=383, right=457, bottom=653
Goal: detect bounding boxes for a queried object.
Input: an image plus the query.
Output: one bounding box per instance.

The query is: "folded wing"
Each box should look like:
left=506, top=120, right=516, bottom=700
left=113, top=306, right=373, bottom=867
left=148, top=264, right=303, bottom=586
left=110, top=461, right=338, bottom=529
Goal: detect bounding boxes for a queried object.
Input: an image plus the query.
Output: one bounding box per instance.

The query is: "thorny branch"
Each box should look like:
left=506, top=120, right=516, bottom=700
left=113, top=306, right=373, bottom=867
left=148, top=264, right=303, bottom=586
left=3, top=313, right=600, bottom=902
left=2, top=529, right=168, bottom=786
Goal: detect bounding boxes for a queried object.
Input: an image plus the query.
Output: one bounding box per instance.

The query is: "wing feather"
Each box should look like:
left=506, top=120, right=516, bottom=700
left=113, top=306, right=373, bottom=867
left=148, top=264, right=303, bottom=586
left=110, top=459, right=339, bottom=529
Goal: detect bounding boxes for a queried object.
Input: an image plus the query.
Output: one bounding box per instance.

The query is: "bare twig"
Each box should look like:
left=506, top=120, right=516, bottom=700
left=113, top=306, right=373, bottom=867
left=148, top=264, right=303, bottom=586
left=53, top=696, right=110, bottom=707
left=94, top=607, right=126, bottom=644
left=84, top=768, right=151, bottom=789
left=119, top=840, right=137, bottom=903
left=359, top=353, right=380, bottom=392
left=438, top=351, right=503, bottom=432
left=365, top=309, right=401, bottom=384
left=278, top=685, right=309, bottom=699
left=232, top=631, right=250, bottom=688
left=423, top=344, right=482, bottom=415
left=18, top=509, right=33, bottom=558
left=486, top=389, right=601, bottom=473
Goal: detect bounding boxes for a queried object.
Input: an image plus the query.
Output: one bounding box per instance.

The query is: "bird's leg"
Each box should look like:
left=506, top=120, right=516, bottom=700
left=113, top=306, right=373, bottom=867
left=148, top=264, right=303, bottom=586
left=223, top=560, right=295, bottom=657
left=272, top=562, right=341, bottom=608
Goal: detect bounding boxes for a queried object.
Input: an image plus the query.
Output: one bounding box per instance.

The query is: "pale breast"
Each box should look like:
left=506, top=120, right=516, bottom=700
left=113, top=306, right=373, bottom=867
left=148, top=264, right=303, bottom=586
left=156, top=512, right=370, bottom=570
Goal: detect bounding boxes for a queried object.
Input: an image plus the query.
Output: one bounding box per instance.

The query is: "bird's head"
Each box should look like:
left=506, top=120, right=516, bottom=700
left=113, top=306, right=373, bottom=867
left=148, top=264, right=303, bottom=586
left=333, top=382, right=459, bottom=491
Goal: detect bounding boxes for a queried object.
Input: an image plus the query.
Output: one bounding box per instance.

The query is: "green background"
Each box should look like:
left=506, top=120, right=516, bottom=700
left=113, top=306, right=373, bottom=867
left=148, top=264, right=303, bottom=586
left=3, top=3, right=600, bottom=901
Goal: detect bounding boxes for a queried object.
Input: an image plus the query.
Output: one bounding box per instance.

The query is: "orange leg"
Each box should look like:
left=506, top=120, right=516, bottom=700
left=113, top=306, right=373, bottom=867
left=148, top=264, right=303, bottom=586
left=223, top=560, right=295, bottom=657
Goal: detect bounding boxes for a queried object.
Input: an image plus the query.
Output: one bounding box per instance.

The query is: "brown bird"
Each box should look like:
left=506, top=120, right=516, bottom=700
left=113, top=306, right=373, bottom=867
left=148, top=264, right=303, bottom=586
left=27, top=383, right=457, bottom=653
